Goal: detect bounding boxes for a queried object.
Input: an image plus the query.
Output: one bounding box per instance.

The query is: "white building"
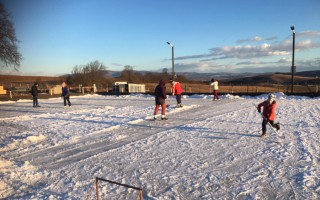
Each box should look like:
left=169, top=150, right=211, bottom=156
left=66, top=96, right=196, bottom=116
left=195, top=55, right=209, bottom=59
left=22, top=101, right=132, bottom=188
left=113, top=82, right=146, bottom=93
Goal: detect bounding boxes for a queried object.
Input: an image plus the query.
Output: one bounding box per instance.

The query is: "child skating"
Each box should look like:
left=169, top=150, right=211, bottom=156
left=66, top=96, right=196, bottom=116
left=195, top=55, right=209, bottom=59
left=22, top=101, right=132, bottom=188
left=257, top=93, right=280, bottom=137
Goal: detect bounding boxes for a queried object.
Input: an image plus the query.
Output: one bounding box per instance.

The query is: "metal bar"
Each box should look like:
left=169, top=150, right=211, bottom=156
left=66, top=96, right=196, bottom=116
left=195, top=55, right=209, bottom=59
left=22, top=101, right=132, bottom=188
left=96, top=177, right=142, bottom=191
left=291, top=31, right=295, bottom=93
left=95, top=178, right=100, bottom=200
left=172, top=46, right=174, bottom=81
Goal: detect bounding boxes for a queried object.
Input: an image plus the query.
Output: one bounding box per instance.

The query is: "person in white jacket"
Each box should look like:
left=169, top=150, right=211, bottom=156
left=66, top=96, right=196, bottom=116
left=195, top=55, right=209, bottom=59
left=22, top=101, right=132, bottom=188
left=210, top=78, right=220, bottom=100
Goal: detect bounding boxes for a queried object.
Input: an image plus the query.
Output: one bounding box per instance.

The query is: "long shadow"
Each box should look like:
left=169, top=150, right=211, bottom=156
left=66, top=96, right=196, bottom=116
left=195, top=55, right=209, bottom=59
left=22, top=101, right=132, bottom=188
left=0, top=109, right=51, bottom=115
left=175, top=126, right=261, bottom=138
left=199, top=136, right=229, bottom=140
left=74, top=98, right=152, bottom=102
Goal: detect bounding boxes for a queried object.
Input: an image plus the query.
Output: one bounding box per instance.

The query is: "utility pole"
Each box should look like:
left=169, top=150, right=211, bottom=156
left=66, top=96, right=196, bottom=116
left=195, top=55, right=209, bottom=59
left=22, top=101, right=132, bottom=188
left=291, top=26, right=295, bottom=94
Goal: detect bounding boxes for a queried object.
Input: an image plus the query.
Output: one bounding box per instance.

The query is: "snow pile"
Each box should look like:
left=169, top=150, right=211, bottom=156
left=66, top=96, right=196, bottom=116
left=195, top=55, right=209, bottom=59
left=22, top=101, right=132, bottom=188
left=0, top=93, right=319, bottom=199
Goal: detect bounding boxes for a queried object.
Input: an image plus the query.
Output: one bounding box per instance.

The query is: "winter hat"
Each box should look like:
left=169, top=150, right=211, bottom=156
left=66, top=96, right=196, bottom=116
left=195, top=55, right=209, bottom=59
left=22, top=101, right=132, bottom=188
left=169, top=78, right=173, bottom=83
left=159, top=79, right=165, bottom=85
left=268, top=93, right=275, bottom=101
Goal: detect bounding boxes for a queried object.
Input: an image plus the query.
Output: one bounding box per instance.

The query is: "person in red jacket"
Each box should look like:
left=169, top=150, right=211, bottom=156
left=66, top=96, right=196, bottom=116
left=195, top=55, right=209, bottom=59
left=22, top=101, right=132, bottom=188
left=169, top=78, right=183, bottom=108
left=257, top=93, right=280, bottom=136
left=154, top=79, right=168, bottom=120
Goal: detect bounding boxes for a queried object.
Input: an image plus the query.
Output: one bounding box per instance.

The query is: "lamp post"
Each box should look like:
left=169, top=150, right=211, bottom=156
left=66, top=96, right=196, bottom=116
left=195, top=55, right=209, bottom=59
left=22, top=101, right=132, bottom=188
left=167, top=42, right=175, bottom=80
left=291, top=26, right=295, bottom=94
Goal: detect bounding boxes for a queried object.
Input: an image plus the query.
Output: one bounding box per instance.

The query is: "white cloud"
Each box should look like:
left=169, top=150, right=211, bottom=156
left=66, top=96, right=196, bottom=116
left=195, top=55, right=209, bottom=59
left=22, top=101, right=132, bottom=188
left=173, top=58, right=320, bottom=73
left=237, top=36, right=264, bottom=43
left=267, top=51, right=289, bottom=56
left=296, top=39, right=312, bottom=49
left=172, top=31, right=320, bottom=73
left=297, top=30, right=320, bottom=37
left=175, top=38, right=318, bottom=62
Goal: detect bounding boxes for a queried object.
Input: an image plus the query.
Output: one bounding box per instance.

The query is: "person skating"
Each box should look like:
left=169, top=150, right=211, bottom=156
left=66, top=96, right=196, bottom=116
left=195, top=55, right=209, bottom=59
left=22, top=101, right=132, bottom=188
left=257, top=93, right=280, bottom=137
left=169, top=78, right=183, bottom=108
left=62, top=82, right=71, bottom=107
left=210, top=78, right=219, bottom=100
left=154, top=79, right=168, bottom=120
left=30, top=82, right=40, bottom=107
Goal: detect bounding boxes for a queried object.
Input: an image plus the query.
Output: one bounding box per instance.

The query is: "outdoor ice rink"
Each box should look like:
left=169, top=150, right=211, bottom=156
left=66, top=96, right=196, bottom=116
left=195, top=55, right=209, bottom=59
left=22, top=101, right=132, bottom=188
left=0, top=94, right=319, bottom=199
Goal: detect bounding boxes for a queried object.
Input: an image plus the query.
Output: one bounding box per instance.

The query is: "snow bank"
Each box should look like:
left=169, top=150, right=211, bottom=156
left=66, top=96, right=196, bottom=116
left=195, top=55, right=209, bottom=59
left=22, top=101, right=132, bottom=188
left=0, top=134, right=46, bottom=152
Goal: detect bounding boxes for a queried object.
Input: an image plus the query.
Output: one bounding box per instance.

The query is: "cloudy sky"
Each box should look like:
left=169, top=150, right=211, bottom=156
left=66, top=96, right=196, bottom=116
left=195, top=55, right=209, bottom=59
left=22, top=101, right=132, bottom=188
left=1, top=0, right=319, bottom=76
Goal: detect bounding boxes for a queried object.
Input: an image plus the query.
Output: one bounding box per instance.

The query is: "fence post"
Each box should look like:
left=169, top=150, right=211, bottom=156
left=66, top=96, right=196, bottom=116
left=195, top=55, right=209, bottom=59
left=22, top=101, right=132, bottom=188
left=10, top=91, right=12, bottom=99
left=95, top=178, right=100, bottom=200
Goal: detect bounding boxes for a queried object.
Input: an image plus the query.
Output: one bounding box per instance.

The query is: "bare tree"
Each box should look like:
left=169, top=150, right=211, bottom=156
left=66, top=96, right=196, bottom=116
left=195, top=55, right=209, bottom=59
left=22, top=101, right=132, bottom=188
left=0, top=3, right=22, bottom=70
left=120, top=65, right=134, bottom=82
left=70, top=60, right=108, bottom=87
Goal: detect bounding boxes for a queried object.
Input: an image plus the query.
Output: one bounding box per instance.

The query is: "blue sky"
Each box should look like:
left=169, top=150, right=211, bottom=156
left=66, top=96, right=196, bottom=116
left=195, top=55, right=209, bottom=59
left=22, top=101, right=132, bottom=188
left=1, top=0, right=320, bottom=76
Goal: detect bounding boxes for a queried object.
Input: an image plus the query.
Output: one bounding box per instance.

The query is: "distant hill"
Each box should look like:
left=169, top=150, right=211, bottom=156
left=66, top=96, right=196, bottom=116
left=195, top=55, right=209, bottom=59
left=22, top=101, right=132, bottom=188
left=176, top=72, right=262, bottom=81
left=1, top=70, right=318, bottom=86
left=221, top=73, right=319, bottom=85
left=295, top=70, right=320, bottom=77
left=0, top=74, right=62, bottom=83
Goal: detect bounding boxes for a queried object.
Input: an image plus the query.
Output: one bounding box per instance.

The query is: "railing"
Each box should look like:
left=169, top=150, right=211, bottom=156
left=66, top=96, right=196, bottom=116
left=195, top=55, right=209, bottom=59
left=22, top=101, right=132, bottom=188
left=86, top=177, right=143, bottom=200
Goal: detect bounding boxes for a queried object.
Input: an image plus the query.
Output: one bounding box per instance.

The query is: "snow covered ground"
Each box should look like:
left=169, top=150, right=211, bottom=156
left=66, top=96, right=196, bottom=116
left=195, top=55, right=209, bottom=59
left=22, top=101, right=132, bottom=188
left=0, top=93, right=319, bottom=199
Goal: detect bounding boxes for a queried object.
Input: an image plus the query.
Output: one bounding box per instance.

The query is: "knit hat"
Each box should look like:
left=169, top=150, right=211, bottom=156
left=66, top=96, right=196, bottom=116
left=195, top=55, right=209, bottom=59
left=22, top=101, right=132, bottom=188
left=268, top=93, right=275, bottom=101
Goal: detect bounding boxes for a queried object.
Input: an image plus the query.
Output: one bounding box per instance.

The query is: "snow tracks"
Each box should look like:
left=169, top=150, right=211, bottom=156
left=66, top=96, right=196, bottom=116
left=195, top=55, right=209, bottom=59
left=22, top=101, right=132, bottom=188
left=7, top=99, right=249, bottom=172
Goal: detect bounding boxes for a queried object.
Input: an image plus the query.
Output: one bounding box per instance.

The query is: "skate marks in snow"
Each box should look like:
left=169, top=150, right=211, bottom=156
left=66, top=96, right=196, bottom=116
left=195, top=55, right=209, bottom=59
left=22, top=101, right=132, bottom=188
left=274, top=99, right=320, bottom=198
left=9, top=100, right=246, bottom=171
left=9, top=105, right=200, bottom=170
left=1, top=95, right=319, bottom=199
left=169, top=100, right=305, bottom=198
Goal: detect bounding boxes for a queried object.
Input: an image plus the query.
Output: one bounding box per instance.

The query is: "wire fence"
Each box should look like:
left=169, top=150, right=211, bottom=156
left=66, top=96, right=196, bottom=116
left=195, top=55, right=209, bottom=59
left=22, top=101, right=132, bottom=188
left=144, top=83, right=319, bottom=94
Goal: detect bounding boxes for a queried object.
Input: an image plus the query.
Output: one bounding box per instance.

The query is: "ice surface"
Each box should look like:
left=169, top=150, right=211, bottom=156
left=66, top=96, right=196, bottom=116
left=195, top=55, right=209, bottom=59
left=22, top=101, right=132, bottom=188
left=0, top=94, right=319, bottom=199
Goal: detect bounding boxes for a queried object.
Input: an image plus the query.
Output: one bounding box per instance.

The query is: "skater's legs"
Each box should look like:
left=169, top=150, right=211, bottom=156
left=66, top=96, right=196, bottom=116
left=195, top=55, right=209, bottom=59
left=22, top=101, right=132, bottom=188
left=161, top=103, right=166, bottom=115
left=262, top=119, right=267, bottom=134
left=66, top=96, right=71, bottom=106
left=154, top=105, right=160, bottom=115
left=176, top=94, right=182, bottom=104
left=213, top=90, right=219, bottom=100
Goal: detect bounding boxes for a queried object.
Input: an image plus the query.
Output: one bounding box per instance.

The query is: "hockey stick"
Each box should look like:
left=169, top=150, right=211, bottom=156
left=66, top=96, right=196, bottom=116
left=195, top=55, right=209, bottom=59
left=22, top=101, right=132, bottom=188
left=253, top=104, right=284, bottom=138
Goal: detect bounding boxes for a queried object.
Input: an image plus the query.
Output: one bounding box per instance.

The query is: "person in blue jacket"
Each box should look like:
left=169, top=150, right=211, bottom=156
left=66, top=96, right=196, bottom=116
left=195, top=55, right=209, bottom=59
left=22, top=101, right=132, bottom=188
left=62, top=82, right=71, bottom=107
left=30, top=82, right=40, bottom=107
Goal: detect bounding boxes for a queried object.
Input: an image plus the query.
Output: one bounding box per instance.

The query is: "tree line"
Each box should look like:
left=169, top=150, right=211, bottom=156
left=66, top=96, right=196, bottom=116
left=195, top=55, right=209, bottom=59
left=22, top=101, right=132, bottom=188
left=64, top=60, right=195, bottom=89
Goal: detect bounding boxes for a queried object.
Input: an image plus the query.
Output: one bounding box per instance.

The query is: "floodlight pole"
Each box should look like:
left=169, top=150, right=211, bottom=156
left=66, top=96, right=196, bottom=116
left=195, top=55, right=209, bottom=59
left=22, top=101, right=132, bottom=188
left=291, top=26, right=295, bottom=94
left=167, top=42, right=175, bottom=80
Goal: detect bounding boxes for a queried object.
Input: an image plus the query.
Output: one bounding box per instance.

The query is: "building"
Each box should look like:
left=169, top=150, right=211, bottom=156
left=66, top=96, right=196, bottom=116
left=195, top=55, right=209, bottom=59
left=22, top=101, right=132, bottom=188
left=0, top=86, right=7, bottom=95
left=113, top=82, right=146, bottom=93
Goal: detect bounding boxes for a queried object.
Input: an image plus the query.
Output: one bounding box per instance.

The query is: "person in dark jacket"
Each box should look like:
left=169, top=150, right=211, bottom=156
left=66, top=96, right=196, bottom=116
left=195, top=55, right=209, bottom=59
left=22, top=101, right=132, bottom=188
left=30, top=82, right=40, bottom=107
left=62, top=82, right=71, bottom=107
left=154, top=79, right=168, bottom=120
